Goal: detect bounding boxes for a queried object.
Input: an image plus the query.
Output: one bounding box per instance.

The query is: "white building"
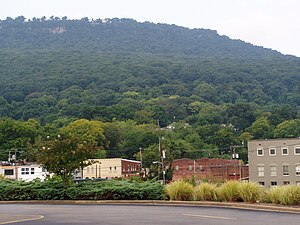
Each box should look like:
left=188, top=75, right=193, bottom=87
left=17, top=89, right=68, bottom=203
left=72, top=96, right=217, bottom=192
left=18, top=164, right=50, bottom=181
left=0, top=163, right=50, bottom=181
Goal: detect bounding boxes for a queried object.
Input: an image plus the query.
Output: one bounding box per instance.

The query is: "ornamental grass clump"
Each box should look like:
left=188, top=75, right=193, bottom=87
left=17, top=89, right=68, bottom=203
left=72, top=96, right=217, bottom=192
left=217, top=180, right=241, bottom=202
left=238, top=182, right=262, bottom=203
left=278, top=185, right=300, bottom=205
left=263, top=186, right=282, bottom=204
left=165, top=180, right=194, bottom=201
left=194, top=182, right=217, bottom=201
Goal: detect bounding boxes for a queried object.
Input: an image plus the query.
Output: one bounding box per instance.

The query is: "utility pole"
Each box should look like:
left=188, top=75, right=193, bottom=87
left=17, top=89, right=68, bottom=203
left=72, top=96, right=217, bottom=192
left=139, top=147, right=143, bottom=169
left=231, top=144, right=244, bottom=180
left=14, top=149, right=18, bottom=180
left=96, top=164, right=98, bottom=178
left=159, top=137, right=166, bottom=185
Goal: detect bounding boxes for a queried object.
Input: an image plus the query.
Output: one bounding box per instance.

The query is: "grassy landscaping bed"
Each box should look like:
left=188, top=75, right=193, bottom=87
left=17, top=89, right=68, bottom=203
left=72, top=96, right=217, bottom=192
left=165, top=180, right=300, bottom=206
left=1, top=177, right=300, bottom=206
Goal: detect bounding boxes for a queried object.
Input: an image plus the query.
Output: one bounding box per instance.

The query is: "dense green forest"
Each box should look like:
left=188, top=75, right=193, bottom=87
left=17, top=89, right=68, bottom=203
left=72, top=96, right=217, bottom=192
left=0, top=17, right=299, bottom=164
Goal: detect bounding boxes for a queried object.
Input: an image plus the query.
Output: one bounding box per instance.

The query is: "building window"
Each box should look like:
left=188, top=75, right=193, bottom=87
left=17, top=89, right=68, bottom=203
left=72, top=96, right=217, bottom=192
left=199, top=165, right=204, bottom=172
left=31, top=168, right=35, bottom=174
left=4, top=169, right=14, bottom=175
left=109, top=167, right=112, bottom=172
left=259, top=182, right=265, bottom=186
left=114, top=167, right=117, bottom=172
left=270, top=165, right=277, bottom=176
left=282, top=148, right=288, bottom=155
left=283, top=181, right=290, bottom=185
left=271, top=181, right=277, bottom=186
left=296, top=165, right=300, bottom=176
left=294, top=147, right=300, bottom=155
left=21, top=168, right=29, bottom=175
left=258, top=165, right=264, bottom=177
left=296, top=181, right=300, bottom=186
left=175, top=166, right=179, bottom=171
left=269, top=148, right=276, bottom=156
left=283, top=165, right=289, bottom=176
left=188, top=165, right=193, bottom=171
left=257, top=148, right=263, bottom=156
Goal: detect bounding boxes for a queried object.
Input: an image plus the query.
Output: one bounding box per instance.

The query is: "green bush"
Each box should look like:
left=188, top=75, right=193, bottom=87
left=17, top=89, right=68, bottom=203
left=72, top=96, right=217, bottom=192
left=165, top=180, right=194, bottom=201
left=194, top=182, right=217, bottom=201
left=0, top=178, right=165, bottom=201
left=238, top=182, right=262, bottom=203
left=217, top=180, right=241, bottom=202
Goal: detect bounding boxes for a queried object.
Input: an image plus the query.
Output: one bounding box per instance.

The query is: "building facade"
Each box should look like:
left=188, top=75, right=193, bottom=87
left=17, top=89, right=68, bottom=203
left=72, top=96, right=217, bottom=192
left=78, top=158, right=141, bottom=179
left=248, top=138, right=300, bottom=188
left=0, top=162, right=50, bottom=181
left=171, top=158, right=248, bottom=181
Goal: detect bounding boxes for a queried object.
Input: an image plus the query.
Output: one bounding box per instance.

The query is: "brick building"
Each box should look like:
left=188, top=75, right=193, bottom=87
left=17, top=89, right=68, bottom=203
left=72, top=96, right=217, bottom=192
left=171, top=158, right=248, bottom=181
left=74, top=158, right=141, bottom=179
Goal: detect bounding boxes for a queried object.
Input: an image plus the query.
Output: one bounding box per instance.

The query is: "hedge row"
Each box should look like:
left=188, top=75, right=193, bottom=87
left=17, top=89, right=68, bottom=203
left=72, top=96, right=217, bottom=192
left=0, top=178, right=165, bottom=201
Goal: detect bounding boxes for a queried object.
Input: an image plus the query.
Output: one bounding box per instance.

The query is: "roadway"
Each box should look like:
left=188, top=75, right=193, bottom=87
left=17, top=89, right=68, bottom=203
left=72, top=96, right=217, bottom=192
left=0, top=204, right=299, bottom=225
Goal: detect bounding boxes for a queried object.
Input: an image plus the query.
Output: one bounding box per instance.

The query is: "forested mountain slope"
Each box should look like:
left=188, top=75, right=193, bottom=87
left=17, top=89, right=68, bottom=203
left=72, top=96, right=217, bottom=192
left=0, top=17, right=283, bottom=58
left=0, top=17, right=299, bottom=162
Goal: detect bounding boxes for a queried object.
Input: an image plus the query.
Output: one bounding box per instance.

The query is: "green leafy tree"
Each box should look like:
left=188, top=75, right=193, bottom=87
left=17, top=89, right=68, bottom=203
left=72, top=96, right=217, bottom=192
left=0, top=118, right=39, bottom=161
left=246, top=117, right=273, bottom=139
left=274, top=119, right=300, bottom=138
left=37, top=135, right=98, bottom=188
left=60, top=119, right=106, bottom=148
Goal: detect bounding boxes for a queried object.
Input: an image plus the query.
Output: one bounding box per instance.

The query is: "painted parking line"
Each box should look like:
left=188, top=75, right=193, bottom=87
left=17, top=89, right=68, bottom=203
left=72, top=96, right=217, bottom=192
left=183, top=213, right=236, bottom=220
left=23, top=207, right=73, bottom=210
left=0, top=215, right=44, bottom=225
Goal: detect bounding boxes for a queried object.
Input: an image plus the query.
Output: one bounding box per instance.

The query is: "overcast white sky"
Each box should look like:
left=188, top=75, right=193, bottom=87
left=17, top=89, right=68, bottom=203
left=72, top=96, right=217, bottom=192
left=1, top=0, right=300, bottom=57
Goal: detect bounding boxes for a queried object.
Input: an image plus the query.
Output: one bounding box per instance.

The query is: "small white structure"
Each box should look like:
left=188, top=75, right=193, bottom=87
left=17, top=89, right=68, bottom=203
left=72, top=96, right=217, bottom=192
left=17, top=164, right=49, bottom=181
left=0, top=163, right=51, bottom=181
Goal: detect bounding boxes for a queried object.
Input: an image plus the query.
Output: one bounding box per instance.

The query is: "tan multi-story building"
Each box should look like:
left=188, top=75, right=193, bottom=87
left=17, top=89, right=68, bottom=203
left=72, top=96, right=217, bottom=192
left=79, top=158, right=141, bottom=179
left=248, top=138, right=300, bottom=188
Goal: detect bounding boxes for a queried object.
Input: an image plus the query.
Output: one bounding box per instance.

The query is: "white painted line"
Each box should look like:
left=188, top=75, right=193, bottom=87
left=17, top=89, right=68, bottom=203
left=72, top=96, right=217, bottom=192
left=183, top=214, right=236, bottom=220
left=0, top=215, right=44, bottom=224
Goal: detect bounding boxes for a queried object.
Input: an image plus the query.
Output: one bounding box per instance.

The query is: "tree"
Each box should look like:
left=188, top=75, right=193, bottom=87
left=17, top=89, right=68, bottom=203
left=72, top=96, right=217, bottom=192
left=37, top=135, right=98, bottom=187
left=274, top=119, right=300, bottom=138
left=246, top=117, right=273, bottom=139
left=60, top=119, right=106, bottom=148
left=0, top=118, right=39, bottom=161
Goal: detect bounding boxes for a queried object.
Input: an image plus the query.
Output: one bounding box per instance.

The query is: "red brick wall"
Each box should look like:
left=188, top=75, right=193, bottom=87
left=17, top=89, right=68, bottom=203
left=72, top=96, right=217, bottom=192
left=121, top=160, right=141, bottom=177
left=172, top=158, right=249, bottom=181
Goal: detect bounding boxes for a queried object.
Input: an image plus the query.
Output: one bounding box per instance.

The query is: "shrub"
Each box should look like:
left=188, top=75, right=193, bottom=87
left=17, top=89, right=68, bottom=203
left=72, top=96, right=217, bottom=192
left=238, top=182, right=262, bottom=203
left=165, top=180, right=194, bottom=201
left=217, top=180, right=241, bottom=202
left=0, top=178, right=165, bottom=201
left=280, top=185, right=300, bottom=205
left=263, top=186, right=282, bottom=204
left=263, top=185, right=300, bottom=205
left=194, top=182, right=217, bottom=201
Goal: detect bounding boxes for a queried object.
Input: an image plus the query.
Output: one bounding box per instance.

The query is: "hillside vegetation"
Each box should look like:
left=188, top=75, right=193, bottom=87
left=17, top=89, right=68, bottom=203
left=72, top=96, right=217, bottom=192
left=0, top=17, right=299, bottom=163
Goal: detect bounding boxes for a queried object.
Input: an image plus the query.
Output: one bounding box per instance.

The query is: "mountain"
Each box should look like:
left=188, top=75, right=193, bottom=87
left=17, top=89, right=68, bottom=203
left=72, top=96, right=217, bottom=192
left=0, top=17, right=284, bottom=58
left=0, top=17, right=299, bottom=127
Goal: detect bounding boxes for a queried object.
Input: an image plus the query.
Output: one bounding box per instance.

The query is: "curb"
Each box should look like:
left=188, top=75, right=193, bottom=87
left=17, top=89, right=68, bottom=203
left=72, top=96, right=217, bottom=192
left=1, top=200, right=300, bottom=213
